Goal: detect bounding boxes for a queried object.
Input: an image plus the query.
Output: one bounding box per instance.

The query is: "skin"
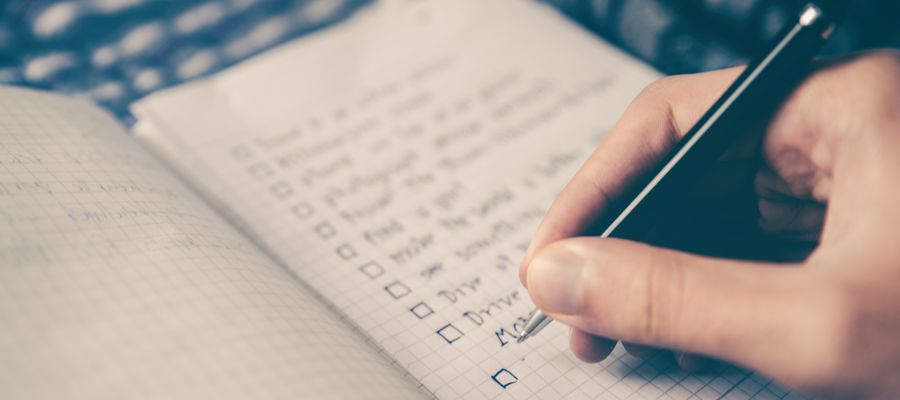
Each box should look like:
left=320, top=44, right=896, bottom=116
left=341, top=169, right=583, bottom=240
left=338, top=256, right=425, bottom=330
left=519, top=50, right=900, bottom=399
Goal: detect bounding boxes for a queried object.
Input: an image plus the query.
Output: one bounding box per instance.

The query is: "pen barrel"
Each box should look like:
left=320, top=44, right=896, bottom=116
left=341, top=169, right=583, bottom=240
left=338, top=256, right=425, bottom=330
left=587, top=3, right=838, bottom=241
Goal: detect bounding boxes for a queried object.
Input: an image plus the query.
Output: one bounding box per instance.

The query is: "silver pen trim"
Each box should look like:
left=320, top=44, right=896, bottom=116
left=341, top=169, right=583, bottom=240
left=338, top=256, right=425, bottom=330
left=516, top=309, right=551, bottom=343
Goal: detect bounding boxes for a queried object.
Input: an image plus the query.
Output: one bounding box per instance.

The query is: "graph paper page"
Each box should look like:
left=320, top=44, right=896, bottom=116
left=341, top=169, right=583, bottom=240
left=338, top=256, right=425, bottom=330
left=133, top=1, right=801, bottom=398
left=0, top=87, right=423, bottom=400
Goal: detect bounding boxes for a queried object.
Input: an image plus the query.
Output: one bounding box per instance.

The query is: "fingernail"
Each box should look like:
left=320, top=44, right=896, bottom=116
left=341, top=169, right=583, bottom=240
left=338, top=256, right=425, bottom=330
left=528, top=246, right=584, bottom=314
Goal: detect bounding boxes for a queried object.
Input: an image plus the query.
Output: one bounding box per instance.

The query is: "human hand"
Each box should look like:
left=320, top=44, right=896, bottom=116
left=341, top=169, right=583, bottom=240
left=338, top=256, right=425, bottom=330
left=519, top=51, right=900, bottom=398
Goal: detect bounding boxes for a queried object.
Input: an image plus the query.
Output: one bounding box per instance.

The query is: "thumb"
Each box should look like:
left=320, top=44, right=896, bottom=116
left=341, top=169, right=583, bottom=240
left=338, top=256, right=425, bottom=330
left=525, top=237, right=808, bottom=368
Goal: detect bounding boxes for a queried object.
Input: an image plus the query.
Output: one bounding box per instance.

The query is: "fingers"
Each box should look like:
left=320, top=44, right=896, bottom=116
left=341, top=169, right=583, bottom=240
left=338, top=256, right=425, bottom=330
left=524, top=237, right=807, bottom=368
left=519, top=67, right=744, bottom=286
left=622, top=343, right=656, bottom=359
left=756, top=51, right=900, bottom=253
left=756, top=166, right=826, bottom=240
left=675, top=352, right=717, bottom=372
left=569, top=329, right=615, bottom=363
left=570, top=329, right=709, bottom=371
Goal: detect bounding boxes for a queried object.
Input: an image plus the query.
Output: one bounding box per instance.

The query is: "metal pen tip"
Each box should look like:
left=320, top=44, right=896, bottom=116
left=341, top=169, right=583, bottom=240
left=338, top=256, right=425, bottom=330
left=516, top=331, right=530, bottom=344
left=516, top=309, right=552, bottom=344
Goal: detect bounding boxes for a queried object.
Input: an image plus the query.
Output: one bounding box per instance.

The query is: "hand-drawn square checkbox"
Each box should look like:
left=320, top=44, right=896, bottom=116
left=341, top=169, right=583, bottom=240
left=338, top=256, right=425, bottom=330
left=290, top=202, right=314, bottom=219
left=270, top=181, right=294, bottom=199
left=247, top=162, right=274, bottom=180
left=314, top=222, right=336, bottom=239
left=358, top=261, right=384, bottom=279
left=384, top=281, right=411, bottom=299
left=436, top=323, right=464, bottom=344
left=491, top=368, right=518, bottom=389
left=335, top=243, right=357, bottom=260
left=409, top=302, right=434, bottom=319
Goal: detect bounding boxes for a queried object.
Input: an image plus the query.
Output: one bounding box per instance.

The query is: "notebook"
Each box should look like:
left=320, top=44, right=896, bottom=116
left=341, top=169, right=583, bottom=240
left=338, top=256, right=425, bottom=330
left=1, top=0, right=802, bottom=399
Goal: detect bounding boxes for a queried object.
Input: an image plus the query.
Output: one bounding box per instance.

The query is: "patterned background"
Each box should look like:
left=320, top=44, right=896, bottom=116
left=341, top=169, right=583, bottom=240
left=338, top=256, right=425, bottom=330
left=1, top=0, right=898, bottom=120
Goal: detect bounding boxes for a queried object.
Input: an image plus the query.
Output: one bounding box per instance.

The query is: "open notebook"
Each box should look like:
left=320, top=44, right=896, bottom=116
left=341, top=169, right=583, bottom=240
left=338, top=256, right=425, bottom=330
left=1, top=1, right=802, bottom=399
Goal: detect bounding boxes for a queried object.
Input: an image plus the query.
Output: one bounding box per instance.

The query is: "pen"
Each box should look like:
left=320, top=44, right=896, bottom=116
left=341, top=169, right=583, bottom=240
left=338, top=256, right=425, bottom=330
left=517, top=0, right=849, bottom=344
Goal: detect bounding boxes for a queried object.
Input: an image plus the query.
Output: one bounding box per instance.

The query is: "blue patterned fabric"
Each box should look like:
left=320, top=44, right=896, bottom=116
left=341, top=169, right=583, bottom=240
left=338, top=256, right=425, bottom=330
left=1, top=0, right=371, bottom=118
left=2, top=0, right=898, bottom=120
left=543, top=0, right=900, bottom=74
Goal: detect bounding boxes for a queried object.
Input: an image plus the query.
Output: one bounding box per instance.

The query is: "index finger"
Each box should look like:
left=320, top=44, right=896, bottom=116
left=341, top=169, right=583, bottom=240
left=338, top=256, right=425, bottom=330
left=519, top=67, right=743, bottom=286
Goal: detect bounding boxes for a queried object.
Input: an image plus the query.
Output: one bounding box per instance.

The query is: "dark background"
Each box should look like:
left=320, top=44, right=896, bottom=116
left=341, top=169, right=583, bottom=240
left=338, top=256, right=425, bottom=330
left=1, top=0, right=897, bottom=119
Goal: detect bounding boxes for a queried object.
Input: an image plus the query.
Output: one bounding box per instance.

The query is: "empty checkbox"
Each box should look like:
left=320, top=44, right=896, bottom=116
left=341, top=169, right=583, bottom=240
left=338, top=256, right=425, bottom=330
left=270, top=181, right=294, bottom=199
left=358, top=261, right=384, bottom=279
left=491, top=368, right=518, bottom=389
left=314, top=222, right=336, bottom=239
left=384, top=281, right=411, bottom=299
left=291, top=202, right=314, bottom=219
left=410, top=302, right=434, bottom=319
left=436, top=323, right=464, bottom=344
left=335, top=243, right=357, bottom=260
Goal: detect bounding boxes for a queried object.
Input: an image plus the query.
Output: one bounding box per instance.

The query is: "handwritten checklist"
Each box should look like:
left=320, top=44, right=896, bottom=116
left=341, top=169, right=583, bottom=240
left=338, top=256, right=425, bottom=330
left=133, top=0, right=804, bottom=398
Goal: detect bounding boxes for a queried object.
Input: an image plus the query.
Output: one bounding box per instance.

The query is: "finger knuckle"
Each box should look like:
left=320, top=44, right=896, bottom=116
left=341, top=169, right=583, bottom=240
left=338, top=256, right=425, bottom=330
left=845, top=50, right=900, bottom=100
left=624, top=254, right=684, bottom=345
left=864, top=50, right=900, bottom=121
left=634, top=76, right=681, bottom=108
left=636, top=263, right=665, bottom=344
left=806, top=51, right=900, bottom=147
left=570, top=241, right=611, bottom=317
left=858, top=49, right=900, bottom=72
left=627, top=77, right=682, bottom=141
left=641, top=76, right=678, bottom=96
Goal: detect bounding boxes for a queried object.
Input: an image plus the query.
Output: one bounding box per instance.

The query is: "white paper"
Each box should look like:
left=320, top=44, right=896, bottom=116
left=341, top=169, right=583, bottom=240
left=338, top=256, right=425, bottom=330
left=0, top=86, right=423, bottom=400
left=133, top=1, right=798, bottom=398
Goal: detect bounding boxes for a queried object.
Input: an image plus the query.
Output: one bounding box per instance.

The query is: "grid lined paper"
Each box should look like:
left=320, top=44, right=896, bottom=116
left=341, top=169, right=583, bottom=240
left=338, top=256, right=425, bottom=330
left=133, top=0, right=806, bottom=399
left=0, top=87, right=423, bottom=400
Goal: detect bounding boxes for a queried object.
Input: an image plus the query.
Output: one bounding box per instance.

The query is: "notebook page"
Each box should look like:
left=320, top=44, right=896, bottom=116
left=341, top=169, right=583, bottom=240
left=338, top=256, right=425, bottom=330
left=0, top=87, right=424, bottom=400
left=133, top=1, right=799, bottom=399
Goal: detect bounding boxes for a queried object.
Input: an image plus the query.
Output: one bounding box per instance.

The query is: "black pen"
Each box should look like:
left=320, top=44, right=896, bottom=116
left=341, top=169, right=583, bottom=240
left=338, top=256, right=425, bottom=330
left=517, top=0, right=849, bottom=343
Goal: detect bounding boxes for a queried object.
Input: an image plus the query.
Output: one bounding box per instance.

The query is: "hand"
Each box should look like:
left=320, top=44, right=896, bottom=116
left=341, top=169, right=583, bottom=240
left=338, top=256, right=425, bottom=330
left=519, top=50, right=900, bottom=398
